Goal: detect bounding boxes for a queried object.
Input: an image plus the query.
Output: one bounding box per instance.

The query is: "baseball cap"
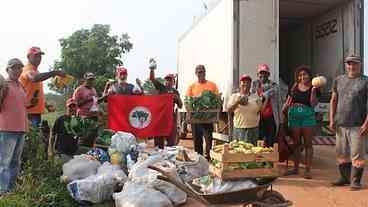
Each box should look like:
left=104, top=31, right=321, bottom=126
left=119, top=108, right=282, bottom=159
left=27, top=47, right=45, bottom=56
left=344, top=55, right=361, bottom=63
left=83, top=72, right=96, bottom=80
left=257, top=64, right=270, bottom=73
left=66, top=98, right=76, bottom=107
left=240, top=74, right=252, bottom=82
left=6, top=58, right=24, bottom=69
left=164, top=74, right=175, bottom=80
left=116, top=66, right=128, bottom=75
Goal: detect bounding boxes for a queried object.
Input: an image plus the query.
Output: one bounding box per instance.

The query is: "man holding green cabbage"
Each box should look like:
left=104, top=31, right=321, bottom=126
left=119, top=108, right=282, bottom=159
left=186, top=64, right=219, bottom=159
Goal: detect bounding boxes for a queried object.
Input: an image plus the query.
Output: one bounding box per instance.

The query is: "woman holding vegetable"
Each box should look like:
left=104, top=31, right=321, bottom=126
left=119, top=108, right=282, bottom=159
left=228, top=74, right=263, bottom=145
left=282, top=65, right=320, bottom=179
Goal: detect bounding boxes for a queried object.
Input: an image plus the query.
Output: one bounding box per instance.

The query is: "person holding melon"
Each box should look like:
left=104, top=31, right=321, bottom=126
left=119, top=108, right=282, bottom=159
left=282, top=65, right=321, bottom=179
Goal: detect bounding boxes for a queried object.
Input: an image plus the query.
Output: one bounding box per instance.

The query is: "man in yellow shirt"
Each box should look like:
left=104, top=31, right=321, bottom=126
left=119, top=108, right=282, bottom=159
left=228, top=75, right=263, bottom=145
left=186, top=64, right=219, bottom=158
left=19, top=47, right=65, bottom=128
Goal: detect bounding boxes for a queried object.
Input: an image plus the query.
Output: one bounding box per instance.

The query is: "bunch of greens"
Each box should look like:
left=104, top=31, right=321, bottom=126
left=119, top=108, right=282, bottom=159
left=64, top=116, right=100, bottom=138
left=185, top=91, right=222, bottom=120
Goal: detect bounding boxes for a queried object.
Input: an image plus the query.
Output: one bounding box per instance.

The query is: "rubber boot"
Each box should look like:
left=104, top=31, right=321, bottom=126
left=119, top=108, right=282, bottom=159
left=332, top=162, right=351, bottom=186
left=350, top=167, right=364, bottom=191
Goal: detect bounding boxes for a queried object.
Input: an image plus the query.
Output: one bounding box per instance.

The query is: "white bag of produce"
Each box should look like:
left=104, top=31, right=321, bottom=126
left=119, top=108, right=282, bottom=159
left=67, top=162, right=127, bottom=204
left=175, top=152, right=209, bottom=182
left=129, top=154, right=187, bottom=206
left=109, top=131, right=137, bottom=154
left=113, top=182, right=173, bottom=207
left=62, top=154, right=101, bottom=182
left=193, top=176, right=258, bottom=194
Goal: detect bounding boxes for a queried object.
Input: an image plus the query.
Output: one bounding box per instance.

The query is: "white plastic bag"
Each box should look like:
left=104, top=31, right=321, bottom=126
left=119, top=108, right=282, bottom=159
left=67, top=162, right=127, bottom=204
left=193, top=176, right=258, bottom=194
left=109, top=132, right=137, bottom=154
left=175, top=152, right=209, bottom=182
left=129, top=154, right=187, bottom=206
left=62, top=155, right=101, bottom=182
left=113, top=182, right=173, bottom=207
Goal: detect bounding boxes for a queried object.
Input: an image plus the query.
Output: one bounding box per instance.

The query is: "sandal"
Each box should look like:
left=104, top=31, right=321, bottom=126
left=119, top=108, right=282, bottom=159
left=283, top=169, right=299, bottom=176
left=304, top=170, right=312, bottom=179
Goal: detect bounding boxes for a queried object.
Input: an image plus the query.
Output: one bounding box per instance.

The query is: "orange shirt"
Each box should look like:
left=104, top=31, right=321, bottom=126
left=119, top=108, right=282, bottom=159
left=0, top=80, right=28, bottom=132
left=186, top=80, right=219, bottom=97
left=19, top=63, right=45, bottom=114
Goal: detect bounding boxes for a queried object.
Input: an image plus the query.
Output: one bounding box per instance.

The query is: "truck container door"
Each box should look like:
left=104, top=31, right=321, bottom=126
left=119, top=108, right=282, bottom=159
left=236, top=0, right=279, bottom=83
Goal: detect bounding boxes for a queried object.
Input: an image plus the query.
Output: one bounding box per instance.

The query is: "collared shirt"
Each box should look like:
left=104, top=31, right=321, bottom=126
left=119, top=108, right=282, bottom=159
left=0, top=80, right=27, bottom=132
left=19, top=63, right=45, bottom=114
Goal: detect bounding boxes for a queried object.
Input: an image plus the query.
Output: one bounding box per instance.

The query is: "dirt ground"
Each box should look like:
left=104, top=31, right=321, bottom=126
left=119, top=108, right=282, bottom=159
left=177, top=138, right=368, bottom=207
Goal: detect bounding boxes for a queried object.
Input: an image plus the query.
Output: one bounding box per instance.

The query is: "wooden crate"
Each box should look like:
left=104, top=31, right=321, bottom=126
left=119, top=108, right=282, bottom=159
left=209, top=165, right=279, bottom=180
left=209, top=143, right=279, bottom=180
left=210, top=144, right=279, bottom=163
left=186, top=109, right=221, bottom=124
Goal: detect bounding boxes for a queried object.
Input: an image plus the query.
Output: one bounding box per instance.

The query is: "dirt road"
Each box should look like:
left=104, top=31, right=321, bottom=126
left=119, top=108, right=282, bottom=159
left=179, top=140, right=368, bottom=207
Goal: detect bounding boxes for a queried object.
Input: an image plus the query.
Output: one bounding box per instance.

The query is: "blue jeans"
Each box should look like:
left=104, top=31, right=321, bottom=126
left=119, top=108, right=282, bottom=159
left=233, top=127, right=259, bottom=145
left=0, top=132, right=25, bottom=193
left=28, top=114, right=41, bottom=128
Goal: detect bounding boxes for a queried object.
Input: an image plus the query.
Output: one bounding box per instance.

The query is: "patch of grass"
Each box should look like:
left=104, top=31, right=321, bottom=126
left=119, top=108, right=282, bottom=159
left=0, top=128, right=78, bottom=207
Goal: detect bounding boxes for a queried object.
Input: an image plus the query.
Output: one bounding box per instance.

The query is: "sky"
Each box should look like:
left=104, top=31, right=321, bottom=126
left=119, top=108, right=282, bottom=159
left=0, top=0, right=215, bottom=92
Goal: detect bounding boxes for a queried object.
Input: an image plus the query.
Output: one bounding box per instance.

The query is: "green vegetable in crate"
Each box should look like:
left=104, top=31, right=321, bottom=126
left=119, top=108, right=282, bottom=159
left=185, top=90, right=222, bottom=120
left=64, top=116, right=100, bottom=138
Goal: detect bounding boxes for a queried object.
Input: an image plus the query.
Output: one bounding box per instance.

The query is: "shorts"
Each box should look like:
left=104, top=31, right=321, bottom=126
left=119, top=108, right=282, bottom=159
left=233, top=127, right=259, bottom=145
left=336, top=127, right=367, bottom=161
left=288, top=105, right=316, bottom=128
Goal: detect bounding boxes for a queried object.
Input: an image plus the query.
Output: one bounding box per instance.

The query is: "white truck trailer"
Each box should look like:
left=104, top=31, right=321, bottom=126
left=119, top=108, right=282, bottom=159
left=177, top=0, right=367, bottom=136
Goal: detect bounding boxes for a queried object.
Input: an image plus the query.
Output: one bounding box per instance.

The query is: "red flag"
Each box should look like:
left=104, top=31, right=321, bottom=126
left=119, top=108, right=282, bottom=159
left=108, top=94, right=173, bottom=137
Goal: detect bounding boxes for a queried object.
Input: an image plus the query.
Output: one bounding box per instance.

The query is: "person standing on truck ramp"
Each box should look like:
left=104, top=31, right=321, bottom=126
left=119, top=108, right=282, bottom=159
left=282, top=66, right=320, bottom=179
left=251, top=64, right=282, bottom=147
left=148, top=60, right=183, bottom=148
left=330, top=55, right=367, bottom=190
left=228, top=74, right=264, bottom=145
left=19, top=47, right=65, bottom=128
left=186, top=64, right=219, bottom=159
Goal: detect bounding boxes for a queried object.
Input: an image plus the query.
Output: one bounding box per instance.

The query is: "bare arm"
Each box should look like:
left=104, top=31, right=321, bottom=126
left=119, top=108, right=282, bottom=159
left=175, top=94, right=183, bottom=109
left=27, top=71, right=65, bottom=83
left=149, top=69, right=155, bottom=80
left=329, top=92, right=338, bottom=132
left=310, top=87, right=319, bottom=107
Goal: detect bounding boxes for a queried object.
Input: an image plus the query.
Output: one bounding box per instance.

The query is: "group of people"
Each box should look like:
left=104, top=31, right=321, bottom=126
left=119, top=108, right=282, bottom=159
left=224, top=55, right=366, bottom=190
left=0, top=46, right=366, bottom=194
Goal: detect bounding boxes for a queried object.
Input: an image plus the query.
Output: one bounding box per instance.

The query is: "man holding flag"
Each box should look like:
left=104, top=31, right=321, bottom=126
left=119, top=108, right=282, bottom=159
left=108, top=61, right=174, bottom=139
left=148, top=59, right=183, bottom=148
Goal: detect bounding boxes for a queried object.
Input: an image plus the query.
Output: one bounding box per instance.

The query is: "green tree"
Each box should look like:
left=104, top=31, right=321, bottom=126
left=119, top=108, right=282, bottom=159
left=51, top=24, right=133, bottom=94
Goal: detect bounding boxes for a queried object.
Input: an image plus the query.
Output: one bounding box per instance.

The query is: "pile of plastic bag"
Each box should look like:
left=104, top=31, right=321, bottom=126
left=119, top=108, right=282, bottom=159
left=193, top=175, right=258, bottom=194
left=67, top=162, right=127, bottom=204
left=114, top=153, right=187, bottom=207
left=61, top=154, right=102, bottom=182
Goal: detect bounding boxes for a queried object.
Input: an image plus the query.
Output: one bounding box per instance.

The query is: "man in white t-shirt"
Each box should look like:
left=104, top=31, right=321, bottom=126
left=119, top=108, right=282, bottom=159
left=228, top=74, right=263, bottom=145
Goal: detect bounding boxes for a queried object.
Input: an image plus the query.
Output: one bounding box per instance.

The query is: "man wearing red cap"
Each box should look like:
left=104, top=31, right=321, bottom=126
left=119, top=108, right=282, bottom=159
left=19, top=47, right=65, bottom=128
left=148, top=62, right=183, bottom=148
left=251, top=64, right=282, bottom=147
left=228, top=74, right=263, bottom=145
left=103, top=66, right=143, bottom=96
